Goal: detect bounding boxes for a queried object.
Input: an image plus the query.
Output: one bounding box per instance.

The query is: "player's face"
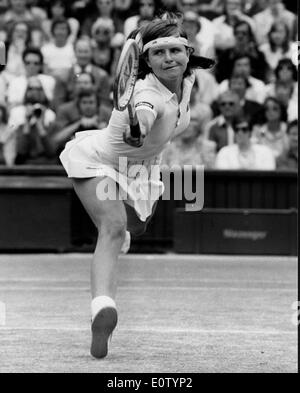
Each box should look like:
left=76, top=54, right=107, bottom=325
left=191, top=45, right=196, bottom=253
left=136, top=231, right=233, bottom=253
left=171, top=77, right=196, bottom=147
left=147, top=43, right=190, bottom=82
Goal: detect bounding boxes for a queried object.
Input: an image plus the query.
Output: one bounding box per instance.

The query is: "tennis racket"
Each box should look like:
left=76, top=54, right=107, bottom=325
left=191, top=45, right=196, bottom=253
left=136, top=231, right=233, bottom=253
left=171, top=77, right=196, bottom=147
left=113, top=39, right=141, bottom=138
left=0, top=41, right=5, bottom=72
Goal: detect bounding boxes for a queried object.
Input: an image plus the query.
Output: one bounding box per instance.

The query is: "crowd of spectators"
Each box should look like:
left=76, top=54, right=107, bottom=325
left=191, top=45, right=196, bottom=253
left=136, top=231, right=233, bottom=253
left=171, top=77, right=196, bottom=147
left=0, top=0, right=298, bottom=171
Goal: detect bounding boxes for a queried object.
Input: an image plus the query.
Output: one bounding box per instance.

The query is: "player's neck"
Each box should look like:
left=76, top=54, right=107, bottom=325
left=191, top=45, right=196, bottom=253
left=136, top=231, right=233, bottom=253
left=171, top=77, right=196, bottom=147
left=157, top=77, right=183, bottom=101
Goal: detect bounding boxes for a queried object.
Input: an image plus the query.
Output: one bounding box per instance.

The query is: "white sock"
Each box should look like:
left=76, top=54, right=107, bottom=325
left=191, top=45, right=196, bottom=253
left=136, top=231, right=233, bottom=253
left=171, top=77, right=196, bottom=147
left=91, top=295, right=116, bottom=321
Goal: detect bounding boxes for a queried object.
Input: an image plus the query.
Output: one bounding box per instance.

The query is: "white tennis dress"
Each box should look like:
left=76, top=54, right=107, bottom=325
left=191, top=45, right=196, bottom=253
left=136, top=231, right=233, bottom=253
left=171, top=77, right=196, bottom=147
left=60, top=72, right=195, bottom=221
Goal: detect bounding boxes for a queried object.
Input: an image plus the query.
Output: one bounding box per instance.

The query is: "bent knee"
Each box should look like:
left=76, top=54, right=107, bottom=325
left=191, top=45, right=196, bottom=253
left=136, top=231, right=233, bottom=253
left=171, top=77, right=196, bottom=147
left=98, top=218, right=127, bottom=241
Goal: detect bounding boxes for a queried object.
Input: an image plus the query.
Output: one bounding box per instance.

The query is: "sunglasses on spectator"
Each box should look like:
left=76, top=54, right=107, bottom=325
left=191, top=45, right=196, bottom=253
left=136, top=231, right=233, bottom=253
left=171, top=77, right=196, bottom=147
left=95, top=29, right=111, bottom=35
left=278, top=65, right=293, bottom=70
left=25, top=61, right=41, bottom=65
left=265, top=105, right=280, bottom=111
left=220, top=101, right=235, bottom=107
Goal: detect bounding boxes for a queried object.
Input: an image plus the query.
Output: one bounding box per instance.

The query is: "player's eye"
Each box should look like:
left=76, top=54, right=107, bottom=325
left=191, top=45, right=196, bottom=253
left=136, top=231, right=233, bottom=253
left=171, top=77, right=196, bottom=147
left=153, top=49, right=164, bottom=55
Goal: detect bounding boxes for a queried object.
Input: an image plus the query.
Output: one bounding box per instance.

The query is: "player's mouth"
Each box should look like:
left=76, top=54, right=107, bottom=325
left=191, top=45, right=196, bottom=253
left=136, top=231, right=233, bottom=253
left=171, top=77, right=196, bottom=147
left=164, top=65, right=179, bottom=70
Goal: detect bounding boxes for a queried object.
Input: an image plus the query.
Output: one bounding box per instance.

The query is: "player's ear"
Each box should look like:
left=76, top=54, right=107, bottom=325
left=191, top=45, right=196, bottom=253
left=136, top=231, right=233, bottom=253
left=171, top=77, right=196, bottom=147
left=144, top=53, right=151, bottom=68
left=186, top=46, right=194, bottom=57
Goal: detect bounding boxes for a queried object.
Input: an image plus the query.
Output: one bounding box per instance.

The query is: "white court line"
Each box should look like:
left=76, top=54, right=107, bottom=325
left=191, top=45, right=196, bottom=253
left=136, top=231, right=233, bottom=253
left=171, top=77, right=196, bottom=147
left=0, top=278, right=296, bottom=285
left=0, top=254, right=297, bottom=263
left=0, top=286, right=296, bottom=292
left=0, top=326, right=296, bottom=335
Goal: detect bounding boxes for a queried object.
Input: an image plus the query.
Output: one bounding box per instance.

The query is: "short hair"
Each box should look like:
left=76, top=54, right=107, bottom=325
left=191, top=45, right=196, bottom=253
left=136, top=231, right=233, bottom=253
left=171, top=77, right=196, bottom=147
left=51, top=17, right=71, bottom=37
left=275, top=58, right=297, bottom=81
left=22, top=47, right=44, bottom=65
left=287, top=119, right=298, bottom=134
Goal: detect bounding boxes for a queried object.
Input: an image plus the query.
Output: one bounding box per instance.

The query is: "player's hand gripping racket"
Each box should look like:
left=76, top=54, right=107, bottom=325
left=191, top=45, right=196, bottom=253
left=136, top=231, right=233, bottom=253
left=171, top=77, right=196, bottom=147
left=113, top=39, right=144, bottom=147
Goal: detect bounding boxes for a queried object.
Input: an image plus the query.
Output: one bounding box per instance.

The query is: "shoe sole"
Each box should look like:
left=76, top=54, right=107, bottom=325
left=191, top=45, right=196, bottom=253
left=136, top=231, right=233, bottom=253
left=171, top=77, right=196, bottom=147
left=90, top=307, right=118, bottom=359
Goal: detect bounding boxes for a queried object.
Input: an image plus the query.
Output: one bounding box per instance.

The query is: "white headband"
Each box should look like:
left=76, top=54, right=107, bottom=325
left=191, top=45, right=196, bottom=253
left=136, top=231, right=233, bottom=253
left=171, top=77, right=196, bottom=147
left=142, top=37, right=189, bottom=53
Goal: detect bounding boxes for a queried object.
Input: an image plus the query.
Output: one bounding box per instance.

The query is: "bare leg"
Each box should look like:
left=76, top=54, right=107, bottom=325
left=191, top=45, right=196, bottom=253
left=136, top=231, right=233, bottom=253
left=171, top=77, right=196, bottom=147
left=73, top=177, right=127, bottom=299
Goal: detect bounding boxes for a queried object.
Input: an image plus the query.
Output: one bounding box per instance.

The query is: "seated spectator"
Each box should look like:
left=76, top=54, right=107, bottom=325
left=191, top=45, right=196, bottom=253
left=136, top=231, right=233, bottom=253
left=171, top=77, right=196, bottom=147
left=158, top=0, right=181, bottom=14
left=0, top=0, right=42, bottom=42
left=218, top=54, right=267, bottom=103
left=53, top=37, right=112, bottom=116
left=113, top=0, right=134, bottom=33
left=253, top=0, right=296, bottom=45
left=259, top=21, right=297, bottom=79
left=182, top=10, right=215, bottom=59
left=0, top=0, right=9, bottom=15
left=42, top=0, right=80, bottom=45
left=274, top=82, right=297, bottom=123
left=4, top=20, right=32, bottom=78
left=216, top=20, right=268, bottom=82
left=41, top=18, right=76, bottom=82
left=205, top=90, right=242, bottom=151
left=180, top=0, right=216, bottom=58
left=0, top=103, right=14, bottom=165
left=7, top=47, right=55, bottom=108
left=8, top=76, right=56, bottom=164
left=162, top=121, right=204, bottom=166
left=123, top=0, right=157, bottom=38
left=212, top=0, right=255, bottom=51
left=54, top=72, right=110, bottom=132
left=243, top=0, right=269, bottom=17
left=81, top=0, right=119, bottom=37
left=215, top=115, right=275, bottom=170
left=90, top=17, right=124, bottom=79
left=276, top=120, right=298, bottom=171
left=265, top=58, right=297, bottom=115
left=0, top=64, right=10, bottom=104
left=252, top=96, right=289, bottom=158
left=194, top=68, right=219, bottom=106
left=52, top=88, right=104, bottom=155
left=212, top=74, right=263, bottom=123
left=186, top=79, right=212, bottom=136
left=198, top=0, right=223, bottom=18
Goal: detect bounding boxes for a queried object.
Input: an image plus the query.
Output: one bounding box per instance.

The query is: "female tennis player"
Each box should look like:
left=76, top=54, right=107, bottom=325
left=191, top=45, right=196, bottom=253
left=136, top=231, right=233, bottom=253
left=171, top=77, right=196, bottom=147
left=60, top=15, right=214, bottom=359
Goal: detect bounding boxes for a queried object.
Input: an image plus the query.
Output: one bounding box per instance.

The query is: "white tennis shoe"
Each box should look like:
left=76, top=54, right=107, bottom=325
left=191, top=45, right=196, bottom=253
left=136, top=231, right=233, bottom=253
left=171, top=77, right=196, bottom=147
left=90, top=296, right=118, bottom=359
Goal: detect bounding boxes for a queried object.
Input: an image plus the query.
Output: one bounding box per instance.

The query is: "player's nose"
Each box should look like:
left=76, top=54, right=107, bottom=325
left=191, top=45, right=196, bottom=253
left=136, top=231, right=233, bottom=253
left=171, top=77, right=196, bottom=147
left=163, top=50, right=173, bottom=62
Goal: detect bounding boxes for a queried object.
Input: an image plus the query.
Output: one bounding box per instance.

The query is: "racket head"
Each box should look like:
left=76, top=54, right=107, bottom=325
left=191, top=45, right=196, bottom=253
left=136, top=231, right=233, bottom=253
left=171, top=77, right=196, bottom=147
left=113, top=39, right=140, bottom=111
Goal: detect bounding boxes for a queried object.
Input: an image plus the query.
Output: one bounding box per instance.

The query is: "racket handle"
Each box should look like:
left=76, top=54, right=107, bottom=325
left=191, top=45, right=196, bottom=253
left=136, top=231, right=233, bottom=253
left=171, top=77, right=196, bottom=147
left=130, top=123, right=141, bottom=138
left=128, top=102, right=141, bottom=138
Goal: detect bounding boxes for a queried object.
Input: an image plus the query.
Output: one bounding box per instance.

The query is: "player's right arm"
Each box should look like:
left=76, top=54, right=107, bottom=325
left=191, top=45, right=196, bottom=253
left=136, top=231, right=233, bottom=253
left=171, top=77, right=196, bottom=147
left=123, top=88, right=163, bottom=148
